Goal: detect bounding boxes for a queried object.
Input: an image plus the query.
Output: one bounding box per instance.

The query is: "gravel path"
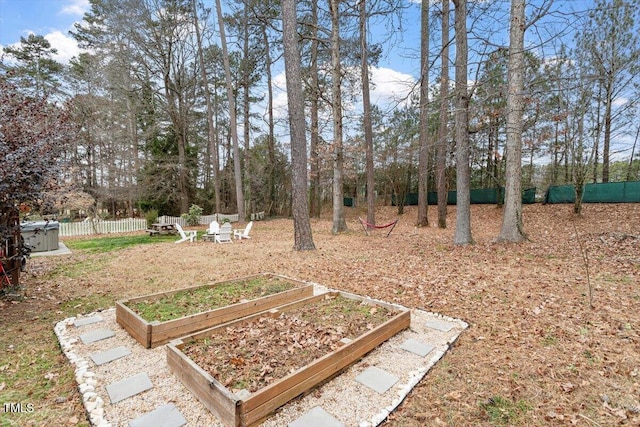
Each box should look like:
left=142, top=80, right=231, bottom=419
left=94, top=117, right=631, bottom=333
left=55, top=288, right=467, bottom=427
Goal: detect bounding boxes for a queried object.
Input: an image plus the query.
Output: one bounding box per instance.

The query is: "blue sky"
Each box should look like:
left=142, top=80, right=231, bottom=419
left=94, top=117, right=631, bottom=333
left=0, top=0, right=599, bottom=72
left=0, top=0, right=611, bottom=120
left=0, top=0, right=418, bottom=110
left=0, top=0, right=89, bottom=62
left=0, top=0, right=418, bottom=67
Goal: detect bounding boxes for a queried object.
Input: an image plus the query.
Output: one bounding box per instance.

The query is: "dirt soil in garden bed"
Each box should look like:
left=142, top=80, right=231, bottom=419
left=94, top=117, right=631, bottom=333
left=2, top=203, right=640, bottom=426
left=181, top=293, right=400, bottom=393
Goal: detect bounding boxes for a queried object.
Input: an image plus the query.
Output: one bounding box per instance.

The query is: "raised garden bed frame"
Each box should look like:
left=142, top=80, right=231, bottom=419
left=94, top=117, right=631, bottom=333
left=116, top=273, right=314, bottom=348
left=166, top=291, right=411, bottom=427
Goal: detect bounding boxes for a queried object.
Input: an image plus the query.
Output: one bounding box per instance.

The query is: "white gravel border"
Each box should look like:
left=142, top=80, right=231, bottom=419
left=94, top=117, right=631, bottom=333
left=55, top=288, right=467, bottom=427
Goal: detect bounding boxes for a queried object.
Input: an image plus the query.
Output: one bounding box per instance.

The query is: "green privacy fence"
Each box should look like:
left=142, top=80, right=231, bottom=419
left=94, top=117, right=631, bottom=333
left=360, top=182, right=639, bottom=207
left=391, top=187, right=536, bottom=206
left=544, top=181, right=640, bottom=204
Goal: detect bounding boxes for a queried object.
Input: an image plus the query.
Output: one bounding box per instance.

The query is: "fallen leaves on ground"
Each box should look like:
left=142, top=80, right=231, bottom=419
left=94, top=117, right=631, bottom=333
left=2, top=203, right=639, bottom=426
left=182, top=294, right=398, bottom=393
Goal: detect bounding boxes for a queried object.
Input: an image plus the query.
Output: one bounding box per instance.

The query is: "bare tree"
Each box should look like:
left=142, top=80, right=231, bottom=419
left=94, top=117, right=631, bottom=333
left=497, top=0, right=527, bottom=242
left=308, top=0, right=322, bottom=219
left=146, top=1, right=197, bottom=214
left=359, top=0, right=376, bottom=227
left=416, top=0, right=429, bottom=227
left=282, top=0, right=316, bottom=250
left=453, top=0, right=473, bottom=245
left=192, top=0, right=221, bottom=213
left=576, top=0, right=640, bottom=183
left=627, top=121, right=640, bottom=181
left=261, top=24, right=278, bottom=217
left=330, top=0, right=348, bottom=233
left=215, top=0, right=245, bottom=219
left=436, top=0, right=450, bottom=229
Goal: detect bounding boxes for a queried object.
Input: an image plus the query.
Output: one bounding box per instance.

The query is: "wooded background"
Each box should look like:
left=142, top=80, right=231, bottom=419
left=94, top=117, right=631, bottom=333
left=2, top=0, right=639, bottom=224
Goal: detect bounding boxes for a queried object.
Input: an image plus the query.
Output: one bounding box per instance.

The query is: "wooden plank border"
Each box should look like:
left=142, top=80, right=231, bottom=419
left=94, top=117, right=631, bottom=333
left=116, top=273, right=314, bottom=348
left=167, top=339, right=241, bottom=427
left=167, top=291, right=410, bottom=427
left=115, top=301, right=152, bottom=348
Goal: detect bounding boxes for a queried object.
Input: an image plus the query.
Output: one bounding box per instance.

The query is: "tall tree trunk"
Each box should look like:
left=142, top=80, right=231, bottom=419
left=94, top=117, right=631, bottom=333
left=309, top=0, right=321, bottom=218
left=177, top=72, right=192, bottom=214
left=593, top=82, right=602, bottom=184
left=262, top=25, right=276, bottom=216
left=564, top=135, right=570, bottom=183
left=360, top=0, right=375, bottom=227
left=215, top=0, right=245, bottom=220
left=436, top=0, right=449, bottom=229
left=498, top=0, right=527, bottom=242
left=417, top=0, right=429, bottom=227
left=282, top=0, right=315, bottom=250
left=126, top=89, right=138, bottom=217
left=330, top=0, right=347, bottom=233
left=164, top=73, right=190, bottom=214
left=528, top=131, right=535, bottom=187
left=453, top=0, right=473, bottom=245
left=627, top=124, right=639, bottom=181
left=552, top=116, right=559, bottom=185
left=242, top=4, right=251, bottom=214
left=603, top=81, right=613, bottom=183
left=574, top=108, right=587, bottom=215
left=192, top=0, right=220, bottom=213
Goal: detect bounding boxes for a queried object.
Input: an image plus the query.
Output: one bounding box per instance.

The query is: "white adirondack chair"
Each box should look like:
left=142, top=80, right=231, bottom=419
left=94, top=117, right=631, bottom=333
left=233, top=221, right=253, bottom=240
left=215, top=222, right=233, bottom=243
left=206, top=220, right=220, bottom=236
left=174, top=223, right=197, bottom=243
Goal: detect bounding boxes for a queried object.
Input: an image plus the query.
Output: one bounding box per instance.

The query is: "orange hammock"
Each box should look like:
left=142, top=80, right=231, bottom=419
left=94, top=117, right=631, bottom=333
left=358, top=217, right=398, bottom=237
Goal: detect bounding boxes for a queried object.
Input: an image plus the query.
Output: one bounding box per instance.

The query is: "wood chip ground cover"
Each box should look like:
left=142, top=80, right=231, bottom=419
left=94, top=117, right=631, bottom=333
left=125, top=276, right=295, bottom=322
left=181, top=294, right=399, bottom=393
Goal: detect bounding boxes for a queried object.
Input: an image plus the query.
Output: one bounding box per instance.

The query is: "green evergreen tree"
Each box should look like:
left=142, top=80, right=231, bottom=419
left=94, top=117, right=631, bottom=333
left=2, top=34, right=63, bottom=97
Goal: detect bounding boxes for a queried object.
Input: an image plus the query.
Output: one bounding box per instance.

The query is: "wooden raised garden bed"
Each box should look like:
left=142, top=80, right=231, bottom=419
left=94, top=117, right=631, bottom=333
left=166, top=291, right=411, bottom=427
left=116, top=273, right=314, bottom=348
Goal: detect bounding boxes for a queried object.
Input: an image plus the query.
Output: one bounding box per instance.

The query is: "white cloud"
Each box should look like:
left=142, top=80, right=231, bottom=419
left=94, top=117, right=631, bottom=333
left=269, top=71, right=290, bottom=120
left=60, top=0, right=90, bottom=16
left=45, top=30, right=81, bottom=64
left=267, top=65, right=417, bottom=122
left=3, top=32, right=81, bottom=65
left=257, top=65, right=418, bottom=145
left=272, top=92, right=290, bottom=119
left=613, top=97, right=628, bottom=107
left=369, top=66, right=417, bottom=107
left=272, top=71, right=287, bottom=90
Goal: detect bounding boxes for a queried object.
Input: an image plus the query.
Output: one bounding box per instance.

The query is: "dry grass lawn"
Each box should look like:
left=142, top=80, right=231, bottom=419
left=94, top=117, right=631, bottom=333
left=1, top=203, right=639, bottom=426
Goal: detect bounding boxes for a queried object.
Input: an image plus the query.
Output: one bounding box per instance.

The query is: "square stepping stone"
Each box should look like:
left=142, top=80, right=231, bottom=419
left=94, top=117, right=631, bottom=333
left=106, top=372, right=153, bottom=404
left=355, top=366, right=399, bottom=395
left=425, top=319, right=455, bottom=332
left=79, top=328, right=115, bottom=344
left=74, top=315, right=103, bottom=327
left=129, top=403, right=186, bottom=427
left=289, top=406, right=344, bottom=427
left=90, top=346, right=131, bottom=366
left=399, top=338, right=435, bottom=357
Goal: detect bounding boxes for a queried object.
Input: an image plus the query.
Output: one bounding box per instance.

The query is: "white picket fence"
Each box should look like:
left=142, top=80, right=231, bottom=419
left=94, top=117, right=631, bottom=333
left=59, top=218, right=148, bottom=237
left=157, top=213, right=239, bottom=227
left=58, top=214, right=240, bottom=237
